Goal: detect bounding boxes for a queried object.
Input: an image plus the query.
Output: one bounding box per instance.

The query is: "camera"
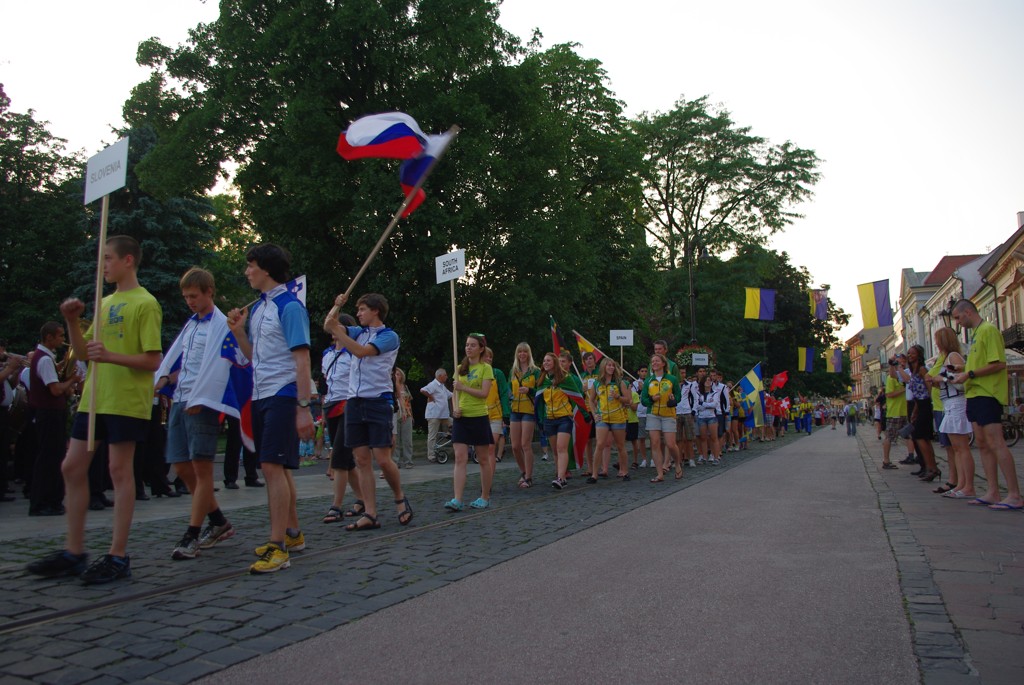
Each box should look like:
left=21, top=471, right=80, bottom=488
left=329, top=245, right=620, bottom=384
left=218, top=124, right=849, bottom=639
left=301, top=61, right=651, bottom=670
left=888, top=358, right=899, bottom=367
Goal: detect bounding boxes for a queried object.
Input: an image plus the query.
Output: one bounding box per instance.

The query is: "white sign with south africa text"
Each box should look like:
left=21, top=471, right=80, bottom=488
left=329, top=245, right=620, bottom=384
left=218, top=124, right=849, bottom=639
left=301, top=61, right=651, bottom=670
left=83, top=137, right=129, bottom=205
left=610, top=329, right=634, bottom=346
left=435, top=249, right=466, bottom=284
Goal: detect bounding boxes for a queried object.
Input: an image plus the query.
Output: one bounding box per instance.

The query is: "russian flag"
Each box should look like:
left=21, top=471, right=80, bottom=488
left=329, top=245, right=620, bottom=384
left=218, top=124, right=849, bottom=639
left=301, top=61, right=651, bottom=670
left=336, top=112, right=427, bottom=160
left=399, top=132, right=454, bottom=217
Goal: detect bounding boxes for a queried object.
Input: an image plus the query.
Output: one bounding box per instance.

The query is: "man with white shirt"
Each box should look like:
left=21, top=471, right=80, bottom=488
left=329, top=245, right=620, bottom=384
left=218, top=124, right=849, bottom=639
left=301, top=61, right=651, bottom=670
left=28, top=322, right=80, bottom=516
left=421, top=368, right=452, bottom=462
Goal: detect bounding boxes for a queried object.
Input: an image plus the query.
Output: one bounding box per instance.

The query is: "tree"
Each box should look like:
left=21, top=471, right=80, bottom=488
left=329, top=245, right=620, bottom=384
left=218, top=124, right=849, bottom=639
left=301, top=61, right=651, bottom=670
left=0, top=84, right=87, bottom=350
left=65, top=126, right=218, bottom=348
left=124, top=1, right=656, bottom=375
left=633, top=96, right=821, bottom=268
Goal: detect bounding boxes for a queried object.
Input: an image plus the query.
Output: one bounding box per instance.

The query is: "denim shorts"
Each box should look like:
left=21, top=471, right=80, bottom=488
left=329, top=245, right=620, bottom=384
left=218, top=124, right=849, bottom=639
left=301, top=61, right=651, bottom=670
left=252, top=396, right=299, bottom=469
left=71, top=412, right=149, bottom=444
left=489, top=420, right=504, bottom=436
left=509, top=411, right=536, bottom=423
left=544, top=416, right=573, bottom=437
left=696, top=416, right=719, bottom=430
left=345, top=397, right=394, bottom=449
left=645, top=415, right=677, bottom=434
left=596, top=421, right=627, bottom=431
left=165, top=403, right=220, bottom=463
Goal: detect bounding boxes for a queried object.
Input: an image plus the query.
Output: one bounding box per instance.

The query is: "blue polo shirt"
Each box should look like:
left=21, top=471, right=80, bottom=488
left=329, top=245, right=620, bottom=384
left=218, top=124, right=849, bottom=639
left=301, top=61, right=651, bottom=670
left=250, top=283, right=310, bottom=400
left=346, top=325, right=399, bottom=398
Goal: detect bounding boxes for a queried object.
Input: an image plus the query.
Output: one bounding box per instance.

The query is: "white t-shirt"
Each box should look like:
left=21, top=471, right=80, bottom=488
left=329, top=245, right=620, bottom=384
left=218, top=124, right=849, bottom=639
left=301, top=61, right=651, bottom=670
left=422, top=378, right=452, bottom=419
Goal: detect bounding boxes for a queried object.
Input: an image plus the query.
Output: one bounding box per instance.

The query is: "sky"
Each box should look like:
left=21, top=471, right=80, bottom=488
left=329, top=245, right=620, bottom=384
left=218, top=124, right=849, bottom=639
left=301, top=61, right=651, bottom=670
left=3, top=0, right=1023, bottom=343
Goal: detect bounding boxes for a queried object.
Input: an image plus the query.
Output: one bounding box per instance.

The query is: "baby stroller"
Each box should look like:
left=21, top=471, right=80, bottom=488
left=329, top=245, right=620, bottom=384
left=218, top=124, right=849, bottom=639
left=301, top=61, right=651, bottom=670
left=432, top=431, right=476, bottom=465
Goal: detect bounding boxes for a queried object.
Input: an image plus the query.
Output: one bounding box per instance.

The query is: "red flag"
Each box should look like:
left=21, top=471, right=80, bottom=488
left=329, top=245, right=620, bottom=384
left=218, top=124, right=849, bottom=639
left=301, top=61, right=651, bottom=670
left=769, top=371, right=789, bottom=392
left=563, top=386, right=592, bottom=469
left=572, top=330, right=606, bottom=362
left=550, top=316, right=566, bottom=355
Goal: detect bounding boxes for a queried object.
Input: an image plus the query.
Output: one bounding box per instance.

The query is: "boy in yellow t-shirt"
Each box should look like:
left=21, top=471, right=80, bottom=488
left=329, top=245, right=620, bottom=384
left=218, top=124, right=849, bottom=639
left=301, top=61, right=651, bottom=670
left=27, top=235, right=163, bottom=585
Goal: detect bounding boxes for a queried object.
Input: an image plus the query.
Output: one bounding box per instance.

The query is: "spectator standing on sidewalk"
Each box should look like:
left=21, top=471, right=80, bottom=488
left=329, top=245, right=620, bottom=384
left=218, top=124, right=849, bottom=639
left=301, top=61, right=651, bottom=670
left=421, top=368, right=451, bottom=463
left=952, top=300, right=1024, bottom=510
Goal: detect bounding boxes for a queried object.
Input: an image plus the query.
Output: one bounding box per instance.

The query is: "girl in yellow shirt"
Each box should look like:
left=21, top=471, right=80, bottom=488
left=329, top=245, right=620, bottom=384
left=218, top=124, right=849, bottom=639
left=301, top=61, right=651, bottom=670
left=588, top=358, right=632, bottom=481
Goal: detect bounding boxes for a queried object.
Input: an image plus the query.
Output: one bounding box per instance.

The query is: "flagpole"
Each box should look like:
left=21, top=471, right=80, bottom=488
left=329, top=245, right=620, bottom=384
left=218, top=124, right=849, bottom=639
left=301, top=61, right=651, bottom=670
left=325, top=124, right=461, bottom=324
left=450, top=279, right=459, bottom=411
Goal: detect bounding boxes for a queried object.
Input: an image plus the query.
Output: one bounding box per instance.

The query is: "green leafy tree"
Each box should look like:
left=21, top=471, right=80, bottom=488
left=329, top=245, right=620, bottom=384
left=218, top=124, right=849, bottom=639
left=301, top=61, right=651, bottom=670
left=0, top=84, right=87, bottom=349
left=633, top=95, right=822, bottom=268
left=66, top=126, right=217, bottom=347
left=124, top=1, right=656, bottom=374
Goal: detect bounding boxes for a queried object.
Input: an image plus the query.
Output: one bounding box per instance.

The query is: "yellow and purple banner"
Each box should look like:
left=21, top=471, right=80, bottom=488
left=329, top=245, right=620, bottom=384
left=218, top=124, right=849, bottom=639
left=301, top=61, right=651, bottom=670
left=744, top=288, right=776, bottom=321
left=857, top=280, right=894, bottom=328
left=798, top=347, right=814, bottom=372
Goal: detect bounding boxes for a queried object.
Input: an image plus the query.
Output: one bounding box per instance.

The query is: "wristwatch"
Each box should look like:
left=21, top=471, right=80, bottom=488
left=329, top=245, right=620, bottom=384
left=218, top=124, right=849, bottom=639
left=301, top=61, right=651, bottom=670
left=298, top=399, right=311, bottom=408
left=967, top=370, right=976, bottom=379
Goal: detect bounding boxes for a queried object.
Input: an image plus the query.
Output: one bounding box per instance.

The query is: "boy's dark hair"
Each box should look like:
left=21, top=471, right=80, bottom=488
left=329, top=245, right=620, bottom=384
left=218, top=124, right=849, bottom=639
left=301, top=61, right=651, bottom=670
left=40, top=321, right=63, bottom=341
left=106, top=235, right=142, bottom=267
left=339, top=313, right=356, bottom=327
left=245, top=244, right=292, bottom=284
left=356, top=293, right=389, bottom=321
left=179, top=266, right=216, bottom=293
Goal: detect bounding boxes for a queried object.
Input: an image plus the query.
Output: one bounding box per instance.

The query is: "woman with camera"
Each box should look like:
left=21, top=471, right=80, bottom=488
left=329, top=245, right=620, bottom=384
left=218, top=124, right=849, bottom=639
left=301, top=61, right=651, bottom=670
left=928, top=327, right=975, bottom=499
left=640, top=353, right=681, bottom=482
left=906, top=345, right=941, bottom=482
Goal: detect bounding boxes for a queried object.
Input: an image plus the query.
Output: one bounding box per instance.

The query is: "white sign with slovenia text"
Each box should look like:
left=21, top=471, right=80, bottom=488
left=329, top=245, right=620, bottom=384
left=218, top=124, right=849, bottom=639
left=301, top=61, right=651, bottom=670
left=610, top=330, right=634, bottom=346
left=435, top=249, right=466, bottom=284
left=83, top=137, right=129, bottom=205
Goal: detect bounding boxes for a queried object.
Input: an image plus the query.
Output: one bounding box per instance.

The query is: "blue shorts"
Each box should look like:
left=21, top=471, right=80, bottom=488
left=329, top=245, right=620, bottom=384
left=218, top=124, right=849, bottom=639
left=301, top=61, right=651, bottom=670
left=71, top=412, right=149, bottom=444
left=165, top=403, right=220, bottom=463
left=252, top=396, right=299, bottom=469
left=544, top=416, right=573, bottom=437
left=345, top=397, right=395, bottom=449
left=696, top=416, right=718, bottom=430
left=932, top=410, right=951, bottom=448
left=596, top=421, right=627, bottom=431
left=510, top=411, right=536, bottom=423
left=966, top=396, right=1002, bottom=427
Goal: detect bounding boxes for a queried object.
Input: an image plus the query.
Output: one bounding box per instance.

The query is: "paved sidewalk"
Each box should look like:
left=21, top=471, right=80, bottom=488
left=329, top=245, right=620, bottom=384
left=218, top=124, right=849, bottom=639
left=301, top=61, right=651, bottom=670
left=858, top=431, right=1024, bottom=685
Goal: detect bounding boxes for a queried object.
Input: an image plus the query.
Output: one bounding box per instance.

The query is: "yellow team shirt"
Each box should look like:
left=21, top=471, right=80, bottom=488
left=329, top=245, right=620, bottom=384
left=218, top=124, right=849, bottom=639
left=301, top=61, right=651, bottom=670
left=510, top=368, right=540, bottom=414
left=594, top=381, right=628, bottom=424
left=966, top=321, right=1008, bottom=404
left=80, top=287, right=163, bottom=420
left=647, top=377, right=676, bottom=418
left=541, top=383, right=574, bottom=419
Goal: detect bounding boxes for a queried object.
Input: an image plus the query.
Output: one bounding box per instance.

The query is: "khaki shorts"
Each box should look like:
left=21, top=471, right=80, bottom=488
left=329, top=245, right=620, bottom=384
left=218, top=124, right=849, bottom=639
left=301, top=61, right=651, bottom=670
left=885, top=416, right=907, bottom=442
left=676, top=413, right=696, bottom=441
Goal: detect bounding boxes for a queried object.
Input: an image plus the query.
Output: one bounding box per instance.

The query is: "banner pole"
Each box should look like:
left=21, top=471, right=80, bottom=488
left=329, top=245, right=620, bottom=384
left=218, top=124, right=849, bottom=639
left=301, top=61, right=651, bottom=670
left=87, top=194, right=110, bottom=451
left=450, top=279, right=459, bottom=410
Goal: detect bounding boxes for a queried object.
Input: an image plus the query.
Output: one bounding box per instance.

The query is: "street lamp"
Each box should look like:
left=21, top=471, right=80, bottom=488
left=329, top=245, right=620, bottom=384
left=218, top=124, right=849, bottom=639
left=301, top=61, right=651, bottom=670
left=686, top=239, right=709, bottom=344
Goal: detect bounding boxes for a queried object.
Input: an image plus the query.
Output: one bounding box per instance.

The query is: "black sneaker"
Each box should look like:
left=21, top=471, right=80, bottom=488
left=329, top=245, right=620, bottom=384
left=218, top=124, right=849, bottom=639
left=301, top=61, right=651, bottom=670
left=27, top=550, right=88, bottom=578
left=899, top=455, right=918, bottom=465
left=882, top=463, right=898, bottom=470
left=80, top=554, right=131, bottom=585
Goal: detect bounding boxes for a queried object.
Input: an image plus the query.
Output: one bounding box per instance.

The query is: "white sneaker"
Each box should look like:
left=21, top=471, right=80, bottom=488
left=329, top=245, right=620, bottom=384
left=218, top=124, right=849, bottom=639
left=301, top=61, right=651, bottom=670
left=697, top=456, right=705, bottom=464
left=639, top=460, right=648, bottom=468
left=688, top=459, right=696, bottom=468
left=541, top=454, right=549, bottom=461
